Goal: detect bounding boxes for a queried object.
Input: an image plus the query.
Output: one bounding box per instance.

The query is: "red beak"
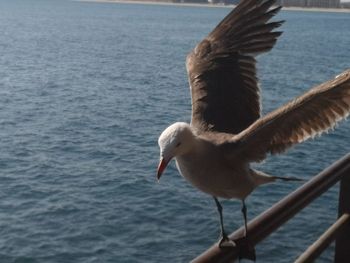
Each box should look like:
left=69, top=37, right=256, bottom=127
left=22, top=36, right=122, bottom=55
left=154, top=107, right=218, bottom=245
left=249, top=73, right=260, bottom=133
left=157, top=158, right=169, bottom=181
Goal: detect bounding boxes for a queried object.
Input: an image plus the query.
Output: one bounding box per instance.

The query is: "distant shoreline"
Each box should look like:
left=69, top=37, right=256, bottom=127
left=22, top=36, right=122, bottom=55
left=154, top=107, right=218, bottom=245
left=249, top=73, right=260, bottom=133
left=77, top=0, right=350, bottom=13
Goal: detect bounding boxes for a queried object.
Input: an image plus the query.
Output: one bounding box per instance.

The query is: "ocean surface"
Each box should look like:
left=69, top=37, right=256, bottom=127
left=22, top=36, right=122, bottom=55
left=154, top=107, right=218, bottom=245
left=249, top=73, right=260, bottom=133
left=0, top=0, right=349, bottom=262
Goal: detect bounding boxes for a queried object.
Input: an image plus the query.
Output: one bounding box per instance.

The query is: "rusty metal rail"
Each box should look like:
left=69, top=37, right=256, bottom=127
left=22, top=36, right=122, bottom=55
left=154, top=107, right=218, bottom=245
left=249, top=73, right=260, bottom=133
left=191, top=153, right=350, bottom=263
left=295, top=213, right=350, bottom=263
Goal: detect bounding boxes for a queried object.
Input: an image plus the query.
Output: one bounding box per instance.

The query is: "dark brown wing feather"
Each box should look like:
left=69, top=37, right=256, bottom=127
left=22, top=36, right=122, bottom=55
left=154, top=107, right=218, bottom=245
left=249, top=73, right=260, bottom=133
left=187, top=0, right=283, bottom=134
left=229, top=70, right=350, bottom=162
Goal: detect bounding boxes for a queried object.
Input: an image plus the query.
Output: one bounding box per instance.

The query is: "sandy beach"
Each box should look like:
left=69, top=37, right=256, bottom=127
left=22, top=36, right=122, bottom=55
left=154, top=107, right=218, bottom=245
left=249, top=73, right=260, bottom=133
left=77, top=0, right=350, bottom=13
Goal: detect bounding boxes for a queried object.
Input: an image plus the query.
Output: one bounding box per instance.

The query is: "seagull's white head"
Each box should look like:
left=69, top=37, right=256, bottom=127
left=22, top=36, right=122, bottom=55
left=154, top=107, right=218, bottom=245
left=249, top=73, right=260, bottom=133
left=157, top=122, right=195, bottom=180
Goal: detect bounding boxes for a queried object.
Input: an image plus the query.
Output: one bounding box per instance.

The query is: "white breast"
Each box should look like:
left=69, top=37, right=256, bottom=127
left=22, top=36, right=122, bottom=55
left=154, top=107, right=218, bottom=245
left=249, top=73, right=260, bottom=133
left=175, top=151, right=256, bottom=200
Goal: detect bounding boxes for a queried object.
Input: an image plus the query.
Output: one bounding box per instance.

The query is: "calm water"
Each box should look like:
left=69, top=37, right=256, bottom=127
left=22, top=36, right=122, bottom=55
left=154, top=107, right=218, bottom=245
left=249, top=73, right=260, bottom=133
left=0, top=0, right=349, bottom=262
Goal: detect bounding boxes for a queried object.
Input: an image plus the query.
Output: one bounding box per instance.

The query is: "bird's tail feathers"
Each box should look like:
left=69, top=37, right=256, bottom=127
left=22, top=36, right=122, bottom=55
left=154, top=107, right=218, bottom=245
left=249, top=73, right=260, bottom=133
left=251, top=169, right=306, bottom=186
left=272, top=175, right=306, bottom=182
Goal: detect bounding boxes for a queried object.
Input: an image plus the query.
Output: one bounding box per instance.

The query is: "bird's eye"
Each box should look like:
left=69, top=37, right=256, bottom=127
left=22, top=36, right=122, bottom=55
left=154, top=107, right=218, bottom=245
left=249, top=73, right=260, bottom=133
left=176, top=142, right=181, bottom=148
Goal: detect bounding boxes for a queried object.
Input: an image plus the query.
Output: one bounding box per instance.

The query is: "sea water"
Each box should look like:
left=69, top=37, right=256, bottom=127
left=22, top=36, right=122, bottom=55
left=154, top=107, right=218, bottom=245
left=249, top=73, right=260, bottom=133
left=0, top=0, right=349, bottom=262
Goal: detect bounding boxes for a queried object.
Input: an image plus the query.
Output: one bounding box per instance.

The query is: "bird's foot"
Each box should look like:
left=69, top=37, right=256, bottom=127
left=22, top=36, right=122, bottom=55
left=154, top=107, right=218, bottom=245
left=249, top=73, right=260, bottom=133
left=218, top=234, right=236, bottom=248
left=235, top=237, right=256, bottom=262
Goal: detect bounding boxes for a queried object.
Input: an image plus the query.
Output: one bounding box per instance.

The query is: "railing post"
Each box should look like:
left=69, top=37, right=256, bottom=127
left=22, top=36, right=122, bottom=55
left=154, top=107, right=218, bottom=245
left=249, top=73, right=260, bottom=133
left=335, top=170, right=350, bottom=262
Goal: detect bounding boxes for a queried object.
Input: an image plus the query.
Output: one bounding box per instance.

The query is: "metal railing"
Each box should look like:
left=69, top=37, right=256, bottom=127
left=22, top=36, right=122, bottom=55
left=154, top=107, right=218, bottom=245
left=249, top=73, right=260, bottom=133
left=191, top=153, right=350, bottom=263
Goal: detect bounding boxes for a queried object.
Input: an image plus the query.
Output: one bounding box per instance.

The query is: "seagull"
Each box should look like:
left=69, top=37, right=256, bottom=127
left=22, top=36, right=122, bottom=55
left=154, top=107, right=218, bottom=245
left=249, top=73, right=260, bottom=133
left=156, top=0, right=350, bottom=259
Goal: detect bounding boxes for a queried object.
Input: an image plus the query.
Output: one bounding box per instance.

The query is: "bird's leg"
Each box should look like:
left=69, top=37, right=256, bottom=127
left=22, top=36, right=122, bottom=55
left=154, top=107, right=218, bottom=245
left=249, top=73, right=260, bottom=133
left=238, top=199, right=256, bottom=261
left=213, top=197, right=235, bottom=248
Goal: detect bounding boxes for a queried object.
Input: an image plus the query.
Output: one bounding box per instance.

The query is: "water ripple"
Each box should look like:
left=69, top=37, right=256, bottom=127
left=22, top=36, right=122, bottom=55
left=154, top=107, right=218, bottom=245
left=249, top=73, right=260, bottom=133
left=0, top=1, right=349, bottom=263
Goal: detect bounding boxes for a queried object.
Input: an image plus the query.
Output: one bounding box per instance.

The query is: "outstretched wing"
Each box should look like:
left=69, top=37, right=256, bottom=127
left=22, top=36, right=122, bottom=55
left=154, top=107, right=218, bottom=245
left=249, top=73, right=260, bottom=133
left=187, top=0, right=283, bottom=134
left=230, top=70, right=350, bottom=162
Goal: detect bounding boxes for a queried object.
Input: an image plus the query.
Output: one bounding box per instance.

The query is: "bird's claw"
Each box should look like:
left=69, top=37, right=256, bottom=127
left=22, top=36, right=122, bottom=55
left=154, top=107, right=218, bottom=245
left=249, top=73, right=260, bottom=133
left=217, top=235, right=256, bottom=260
left=218, top=235, right=236, bottom=248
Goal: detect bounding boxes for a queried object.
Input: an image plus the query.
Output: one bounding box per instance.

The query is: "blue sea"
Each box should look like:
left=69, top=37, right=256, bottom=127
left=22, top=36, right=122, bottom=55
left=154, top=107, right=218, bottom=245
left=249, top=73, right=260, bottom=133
left=0, top=0, right=349, bottom=262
